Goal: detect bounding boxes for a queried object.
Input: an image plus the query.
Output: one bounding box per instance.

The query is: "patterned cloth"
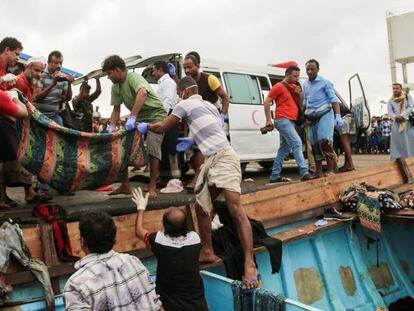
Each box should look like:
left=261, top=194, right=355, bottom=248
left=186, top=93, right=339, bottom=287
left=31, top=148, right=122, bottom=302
left=339, top=183, right=403, bottom=232
left=380, top=120, right=391, bottom=137
left=357, top=193, right=382, bottom=233
left=64, top=250, right=162, bottom=310
left=399, top=191, right=414, bottom=208
left=16, top=101, right=147, bottom=193
left=231, top=280, right=285, bottom=311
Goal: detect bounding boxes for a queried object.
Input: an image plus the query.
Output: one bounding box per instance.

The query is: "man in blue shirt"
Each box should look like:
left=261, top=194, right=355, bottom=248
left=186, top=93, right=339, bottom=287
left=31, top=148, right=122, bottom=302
left=303, top=59, right=343, bottom=177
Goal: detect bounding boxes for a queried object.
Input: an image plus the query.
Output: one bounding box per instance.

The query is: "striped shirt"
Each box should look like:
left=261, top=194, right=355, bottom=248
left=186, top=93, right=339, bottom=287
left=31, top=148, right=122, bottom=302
left=34, top=67, right=68, bottom=117
left=64, top=250, right=162, bottom=311
left=172, top=94, right=230, bottom=156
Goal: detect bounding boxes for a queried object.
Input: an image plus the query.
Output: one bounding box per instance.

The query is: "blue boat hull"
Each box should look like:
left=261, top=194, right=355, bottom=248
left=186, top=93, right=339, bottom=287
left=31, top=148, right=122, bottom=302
left=11, top=222, right=414, bottom=311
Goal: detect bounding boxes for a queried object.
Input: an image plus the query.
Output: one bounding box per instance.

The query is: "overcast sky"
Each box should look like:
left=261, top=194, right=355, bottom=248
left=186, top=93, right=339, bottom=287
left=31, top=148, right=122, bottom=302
left=3, top=0, right=414, bottom=117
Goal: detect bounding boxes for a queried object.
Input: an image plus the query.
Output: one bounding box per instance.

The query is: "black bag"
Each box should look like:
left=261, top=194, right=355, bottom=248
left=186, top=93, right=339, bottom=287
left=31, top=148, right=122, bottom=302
left=60, top=102, right=83, bottom=131
left=281, top=81, right=306, bottom=126
left=409, top=113, right=414, bottom=126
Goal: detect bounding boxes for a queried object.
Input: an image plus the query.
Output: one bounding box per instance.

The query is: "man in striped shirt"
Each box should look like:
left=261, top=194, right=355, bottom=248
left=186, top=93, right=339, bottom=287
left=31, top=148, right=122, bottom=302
left=138, top=76, right=259, bottom=290
left=33, top=50, right=74, bottom=126
left=64, top=211, right=162, bottom=310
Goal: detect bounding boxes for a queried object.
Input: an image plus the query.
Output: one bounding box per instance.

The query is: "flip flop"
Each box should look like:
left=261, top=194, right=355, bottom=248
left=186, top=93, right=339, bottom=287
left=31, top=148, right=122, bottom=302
left=338, top=166, right=355, bottom=172
left=241, top=274, right=262, bottom=293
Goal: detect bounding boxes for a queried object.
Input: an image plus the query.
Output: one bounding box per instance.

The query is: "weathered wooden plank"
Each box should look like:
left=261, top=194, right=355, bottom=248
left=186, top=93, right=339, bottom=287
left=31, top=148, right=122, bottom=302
left=40, top=224, right=60, bottom=267
left=19, top=158, right=414, bottom=267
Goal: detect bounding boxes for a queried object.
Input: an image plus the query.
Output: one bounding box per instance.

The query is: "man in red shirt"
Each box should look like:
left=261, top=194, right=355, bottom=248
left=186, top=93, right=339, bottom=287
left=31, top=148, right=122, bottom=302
left=0, top=37, right=22, bottom=90
left=11, top=57, right=45, bottom=101
left=264, top=66, right=313, bottom=182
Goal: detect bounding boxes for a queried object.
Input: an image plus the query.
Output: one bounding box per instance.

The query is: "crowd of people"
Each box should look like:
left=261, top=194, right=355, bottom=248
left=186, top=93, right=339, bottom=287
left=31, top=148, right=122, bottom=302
left=2, top=35, right=414, bottom=310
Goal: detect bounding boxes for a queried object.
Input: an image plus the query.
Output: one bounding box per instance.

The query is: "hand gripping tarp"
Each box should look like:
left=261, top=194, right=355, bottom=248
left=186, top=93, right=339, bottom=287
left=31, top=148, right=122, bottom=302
left=16, top=101, right=147, bottom=193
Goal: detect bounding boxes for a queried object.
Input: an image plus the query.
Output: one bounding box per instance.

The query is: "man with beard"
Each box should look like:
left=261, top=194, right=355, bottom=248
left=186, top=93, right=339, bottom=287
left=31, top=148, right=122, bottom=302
left=5, top=57, right=53, bottom=204
left=387, top=83, right=414, bottom=160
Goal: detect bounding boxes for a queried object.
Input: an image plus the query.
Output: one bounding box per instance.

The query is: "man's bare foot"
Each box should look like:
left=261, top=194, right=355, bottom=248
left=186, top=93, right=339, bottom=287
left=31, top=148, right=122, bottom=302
left=199, top=248, right=220, bottom=264
left=108, top=185, right=131, bottom=195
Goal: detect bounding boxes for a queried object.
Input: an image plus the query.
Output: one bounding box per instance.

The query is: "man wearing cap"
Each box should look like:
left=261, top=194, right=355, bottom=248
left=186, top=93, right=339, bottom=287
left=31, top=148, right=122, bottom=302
left=72, top=78, right=101, bottom=132
left=10, top=57, right=46, bottom=101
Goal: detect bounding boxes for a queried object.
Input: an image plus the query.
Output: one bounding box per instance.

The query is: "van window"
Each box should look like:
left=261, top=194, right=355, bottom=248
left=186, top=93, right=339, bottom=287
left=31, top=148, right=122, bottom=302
left=204, top=70, right=222, bottom=84
left=258, top=76, right=270, bottom=91
left=269, top=74, right=283, bottom=86
left=223, top=73, right=261, bottom=105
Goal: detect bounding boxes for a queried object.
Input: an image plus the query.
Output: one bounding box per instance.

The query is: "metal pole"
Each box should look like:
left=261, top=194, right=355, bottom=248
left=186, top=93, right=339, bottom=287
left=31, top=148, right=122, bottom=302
left=386, top=12, right=397, bottom=84
left=402, top=63, right=408, bottom=84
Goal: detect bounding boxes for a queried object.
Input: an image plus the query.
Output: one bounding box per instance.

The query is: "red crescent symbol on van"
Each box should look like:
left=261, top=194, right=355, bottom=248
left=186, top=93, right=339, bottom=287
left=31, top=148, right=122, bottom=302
left=252, top=110, right=260, bottom=126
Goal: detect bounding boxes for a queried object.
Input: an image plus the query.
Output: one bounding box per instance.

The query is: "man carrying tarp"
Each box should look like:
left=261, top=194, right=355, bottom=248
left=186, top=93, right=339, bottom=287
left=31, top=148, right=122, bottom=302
left=102, top=55, right=167, bottom=198
left=138, top=76, right=260, bottom=290
left=4, top=56, right=53, bottom=204
left=134, top=187, right=209, bottom=311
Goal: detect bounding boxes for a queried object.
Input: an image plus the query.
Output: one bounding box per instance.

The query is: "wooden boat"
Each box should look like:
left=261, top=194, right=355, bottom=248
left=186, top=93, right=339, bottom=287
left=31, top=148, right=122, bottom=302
left=4, top=157, right=414, bottom=310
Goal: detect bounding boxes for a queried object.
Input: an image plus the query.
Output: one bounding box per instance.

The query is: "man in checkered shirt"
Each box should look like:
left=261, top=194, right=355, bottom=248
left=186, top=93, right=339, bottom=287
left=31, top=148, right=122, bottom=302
left=64, top=211, right=162, bottom=310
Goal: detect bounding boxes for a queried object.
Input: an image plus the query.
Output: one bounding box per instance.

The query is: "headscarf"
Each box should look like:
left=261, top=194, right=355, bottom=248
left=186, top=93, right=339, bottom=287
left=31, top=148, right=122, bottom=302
left=391, top=91, right=407, bottom=132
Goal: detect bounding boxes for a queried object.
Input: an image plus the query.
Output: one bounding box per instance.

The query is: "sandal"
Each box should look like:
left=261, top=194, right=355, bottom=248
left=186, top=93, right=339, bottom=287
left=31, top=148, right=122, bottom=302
left=338, top=166, right=355, bottom=172
left=268, top=177, right=292, bottom=184
left=26, top=194, right=53, bottom=204
left=241, top=274, right=262, bottom=293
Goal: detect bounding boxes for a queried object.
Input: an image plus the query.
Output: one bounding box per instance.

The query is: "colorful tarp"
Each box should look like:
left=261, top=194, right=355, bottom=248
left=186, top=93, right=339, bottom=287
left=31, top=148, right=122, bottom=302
left=16, top=102, right=147, bottom=193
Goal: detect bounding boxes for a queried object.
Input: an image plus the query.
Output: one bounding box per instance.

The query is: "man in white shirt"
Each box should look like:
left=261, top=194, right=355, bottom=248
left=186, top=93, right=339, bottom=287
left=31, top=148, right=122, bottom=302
left=152, top=61, right=180, bottom=182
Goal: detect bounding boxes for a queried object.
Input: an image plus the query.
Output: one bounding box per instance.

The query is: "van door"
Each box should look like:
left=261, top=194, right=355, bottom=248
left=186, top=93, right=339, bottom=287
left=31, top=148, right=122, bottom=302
left=348, top=73, right=370, bottom=130
left=223, top=72, right=280, bottom=162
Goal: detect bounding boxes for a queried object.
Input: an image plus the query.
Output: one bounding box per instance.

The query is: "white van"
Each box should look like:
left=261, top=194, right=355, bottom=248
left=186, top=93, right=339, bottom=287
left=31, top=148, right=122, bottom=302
left=74, top=52, right=370, bottom=170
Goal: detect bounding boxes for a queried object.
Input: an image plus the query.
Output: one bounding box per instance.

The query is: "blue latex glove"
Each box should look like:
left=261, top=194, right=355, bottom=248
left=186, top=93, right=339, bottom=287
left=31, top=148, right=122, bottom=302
left=137, top=122, right=148, bottom=134
left=107, top=124, right=116, bottom=134
left=125, top=116, right=136, bottom=131
left=219, top=113, right=226, bottom=128
left=335, top=113, right=344, bottom=129
left=167, top=63, right=176, bottom=76
left=176, top=137, right=194, bottom=152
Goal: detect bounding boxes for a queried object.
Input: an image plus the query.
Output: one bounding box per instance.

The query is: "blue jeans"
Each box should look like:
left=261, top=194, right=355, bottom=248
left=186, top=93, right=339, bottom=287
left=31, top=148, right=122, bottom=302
left=270, top=118, right=308, bottom=180
left=308, top=109, right=334, bottom=161
left=49, top=114, right=63, bottom=126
